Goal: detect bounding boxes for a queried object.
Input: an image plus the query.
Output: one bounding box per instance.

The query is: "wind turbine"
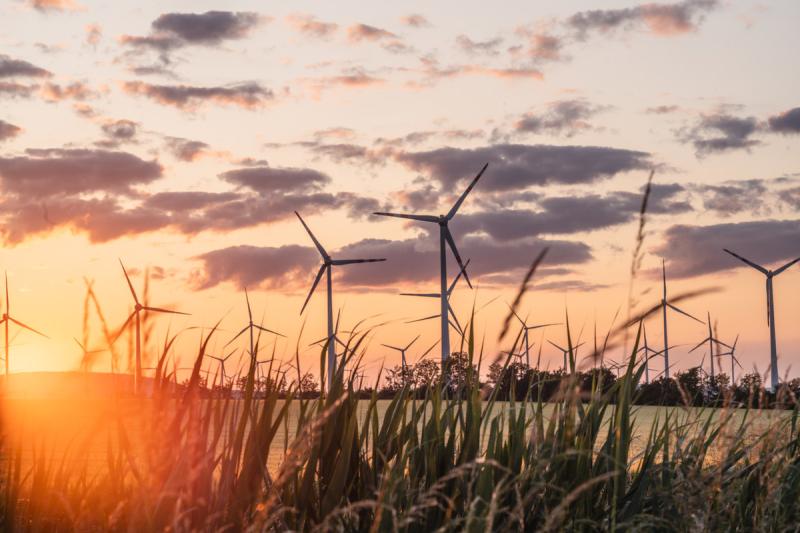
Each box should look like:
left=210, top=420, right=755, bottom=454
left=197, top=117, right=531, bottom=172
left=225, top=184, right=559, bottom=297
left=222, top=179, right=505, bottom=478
left=295, top=211, right=386, bottom=392
left=402, top=259, right=471, bottom=339
left=508, top=306, right=558, bottom=367
left=717, top=335, right=742, bottom=384
left=113, top=261, right=189, bottom=394
left=2, top=273, right=47, bottom=377
left=382, top=335, right=419, bottom=373
left=723, top=249, right=800, bottom=391
left=225, top=289, right=284, bottom=359
left=688, top=312, right=732, bottom=382
left=660, top=259, right=704, bottom=379
left=374, top=163, right=488, bottom=369
left=636, top=324, right=664, bottom=385
left=74, top=337, right=105, bottom=372
left=205, top=349, right=236, bottom=388
left=547, top=340, right=585, bottom=373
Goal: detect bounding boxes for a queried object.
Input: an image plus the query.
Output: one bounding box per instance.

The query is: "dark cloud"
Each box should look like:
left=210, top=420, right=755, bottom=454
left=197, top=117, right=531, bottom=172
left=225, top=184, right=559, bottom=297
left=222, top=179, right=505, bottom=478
left=220, top=165, right=330, bottom=194
left=194, top=245, right=318, bottom=290
left=0, top=82, right=37, bottom=98
left=164, top=137, right=210, bottom=161
left=122, top=81, right=273, bottom=110
left=768, top=107, right=800, bottom=134
left=568, top=0, right=719, bottom=38
left=646, top=104, right=680, bottom=114
left=514, top=99, right=608, bottom=137
left=456, top=35, right=503, bottom=56
left=656, top=219, right=800, bottom=278
left=395, top=143, right=651, bottom=192
left=40, top=81, right=97, bottom=102
left=0, top=148, right=161, bottom=198
left=780, top=187, right=800, bottom=210
left=151, top=11, right=262, bottom=44
left=346, top=23, right=397, bottom=42
left=0, top=55, right=51, bottom=78
left=400, top=14, right=430, bottom=28
left=513, top=29, right=565, bottom=61
left=0, top=120, right=22, bottom=142
left=98, top=120, right=138, bottom=147
left=679, top=113, right=761, bottom=156
left=695, top=179, right=768, bottom=216
left=286, top=14, right=338, bottom=38
left=144, top=191, right=240, bottom=211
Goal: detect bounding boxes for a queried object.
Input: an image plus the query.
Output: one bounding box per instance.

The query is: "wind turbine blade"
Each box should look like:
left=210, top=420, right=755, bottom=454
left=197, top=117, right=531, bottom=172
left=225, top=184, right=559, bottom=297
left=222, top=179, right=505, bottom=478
left=710, top=338, right=733, bottom=350
left=526, top=322, right=560, bottom=331
left=143, top=306, right=189, bottom=316
left=118, top=259, right=139, bottom=305
left=444, top=228, right=471, bottom=288
left=331, top=258, right=386, bottom=265
left=399, top=292, right=439, bottom=298
left=404, top=334, right=420, bottom=351
left=73, top=337, right=86, bottom=351
left=446, top=163, right=488, bottom=220
left=254, top=324, right=285, bottom=337
left=688, top=338, right=708, bottom=353
left=4, top=272, right=8, bottom=315
left=448, top=258, right=471, bottom=295
left=112, top=311, right=136, bottom=344
left=723, top=248, right=768, bottom=274
left=8, top=316, right=48, bottom=338
left=373, top=212, right=438, bottom=223
left=774, top=256, right=800, bottom=276
left=244, top=288, right=253, bottom=323
left=667, top=303, right=703, bottom=324
left=224, top=325, right=249, bottom=348
left=547, top=340, right=565, bottom=352
left=448, top=318, right=463, bottom=335
left=300, top=264, right=326, bottom=315
left=381, top=344, right=402, bottom=352
left=419, top=339, right=439, bottom=360
left=447, top=302, right=463, bottom=334
left=295, top=211, right=329, bottom=259
left=406, top=314, right=439, bottom=324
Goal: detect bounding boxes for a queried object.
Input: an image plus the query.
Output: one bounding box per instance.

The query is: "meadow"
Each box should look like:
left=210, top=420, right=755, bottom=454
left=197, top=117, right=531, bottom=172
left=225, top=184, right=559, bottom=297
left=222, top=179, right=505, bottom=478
left=3, top=323, right=800, bottom=532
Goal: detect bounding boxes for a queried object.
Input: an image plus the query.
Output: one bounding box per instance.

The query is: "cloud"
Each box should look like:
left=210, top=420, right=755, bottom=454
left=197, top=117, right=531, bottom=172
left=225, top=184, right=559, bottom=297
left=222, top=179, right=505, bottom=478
left=301, top=68, right=385, bottom=97
left=456, top=35, right=503, bottom=56
left=780, top=187, right=800, bottom=210
left=194, top=244, right=318, bottom=290
left=0, top=82, right=37, bottom=98
left=409, top=55, right=543, bottom=86
left=40, top=81, right=97, bottom=102
left=513, top=99, right=608, bottom=137
left=85, top=23, right=102, bottom=46
left=122, top=81, right=274, bottom=110
left=646, top=104, right=680, bottom=114
left=26, top=0, right=81, bottom=12
left=679, top=112, right=761, bottom=156
left=164, top=137, right=211, bottom=161
left=394, top=144, right=651, bottom=192
left=0, top=148, right=161, bottom=197
left=400, top=14, right=430, bottom=28
left=568, top=0, right=719, bottom=38
left=656, top=219, right=800, bottom=278
left=144, top=191, right=240, bottom=211
left=0, top=55, right=51, bottom=78
left=0, top=120, right=22, bottom=142
left=346, top=23, right=397, bottom=42
left=767, top=107, right=800, bottom=134
left=286, top=14, right=338, bottom=38
left=694, top=179, right=768, bottom=216
left=220, top=165, right=330, bottom=194
left=97, top=119, right=138, bottom=147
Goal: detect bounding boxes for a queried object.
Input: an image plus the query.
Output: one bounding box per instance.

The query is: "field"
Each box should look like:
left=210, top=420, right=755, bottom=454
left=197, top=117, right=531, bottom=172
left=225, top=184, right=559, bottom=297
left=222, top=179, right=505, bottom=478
left=3, top=332, right=800, bottom=532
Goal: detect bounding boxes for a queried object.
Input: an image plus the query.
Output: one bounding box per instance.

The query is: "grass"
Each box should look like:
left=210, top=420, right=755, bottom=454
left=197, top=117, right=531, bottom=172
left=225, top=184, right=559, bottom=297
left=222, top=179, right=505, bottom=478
left=3, top=317, right=800, bottom=532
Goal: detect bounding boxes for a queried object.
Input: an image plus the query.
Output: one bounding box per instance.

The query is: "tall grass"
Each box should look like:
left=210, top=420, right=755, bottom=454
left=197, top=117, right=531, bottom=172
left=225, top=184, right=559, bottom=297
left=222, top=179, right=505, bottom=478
left=3, top=318, right=800, bottom=532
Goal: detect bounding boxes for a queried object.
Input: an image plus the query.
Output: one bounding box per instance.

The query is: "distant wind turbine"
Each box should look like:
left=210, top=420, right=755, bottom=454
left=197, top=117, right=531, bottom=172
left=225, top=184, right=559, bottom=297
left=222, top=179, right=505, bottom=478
left=636, top=324, right=664, bottom=385
left=225, top=289, right=284, bottom=359
left=723, top=249, right=800, bottom=391
left=374, top=163, right=488, bottom=369
left=2, top=273, right=47, bottom=377
left=688, top=312, right=732, bottom=382
left=717, top=334, right=742, bottom=384
left=547, top=340, right=585, bottom=372
left=382, top=335, right=419, bottom=373
left=205, top=349, right=236, bottom=388
left=295, top=211, right=386, bottom=392
left=660, top=259, right=704, bottom=379
left=508, top=305, right=558, bottom=367
left=113, top=260, right=189, bottom=394
left=402, top=259, right=471, bottom=339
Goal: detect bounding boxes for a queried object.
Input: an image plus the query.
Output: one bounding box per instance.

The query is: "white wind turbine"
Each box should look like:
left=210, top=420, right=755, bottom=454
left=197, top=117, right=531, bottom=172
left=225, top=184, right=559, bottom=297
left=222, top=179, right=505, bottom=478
left=547, top=340, right=585, bottom=373
left=723, top=249, right=800, bottom=391
left=508, top=306, right=558, bottom=367
left=295, top=211, right=386, bottom=392
left=381, top=335, right=419, bottom=373
left=374, top=163, right=488, bottom=369
left=402, top=259, right=471, bottom=340
left=660, top=259, right=704, bottom=379
left=688, top=312, right=732, bottom=382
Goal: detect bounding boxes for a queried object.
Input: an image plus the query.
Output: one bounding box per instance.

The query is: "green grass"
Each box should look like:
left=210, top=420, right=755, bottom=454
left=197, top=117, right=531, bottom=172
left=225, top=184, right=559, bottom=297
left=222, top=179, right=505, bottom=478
left=3, top=321, right=800, bottom=532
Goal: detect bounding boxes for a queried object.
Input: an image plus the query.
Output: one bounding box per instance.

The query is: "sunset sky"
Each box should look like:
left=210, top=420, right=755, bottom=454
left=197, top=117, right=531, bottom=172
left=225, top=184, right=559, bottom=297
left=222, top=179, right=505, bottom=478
left=0, top=0, right=798, bottom=383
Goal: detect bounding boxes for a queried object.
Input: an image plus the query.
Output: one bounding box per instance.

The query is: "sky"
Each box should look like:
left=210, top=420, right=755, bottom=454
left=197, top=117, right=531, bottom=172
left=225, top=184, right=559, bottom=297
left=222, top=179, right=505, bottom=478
left=0, top=0, right=798, bottom=384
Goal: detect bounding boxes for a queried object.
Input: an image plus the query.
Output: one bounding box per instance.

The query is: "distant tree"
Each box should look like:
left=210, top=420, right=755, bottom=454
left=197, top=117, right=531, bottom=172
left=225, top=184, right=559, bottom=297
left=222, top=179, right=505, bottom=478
left=414, top=360, right=441, bottom=388
left=384, top=364, right=415, bottom=393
